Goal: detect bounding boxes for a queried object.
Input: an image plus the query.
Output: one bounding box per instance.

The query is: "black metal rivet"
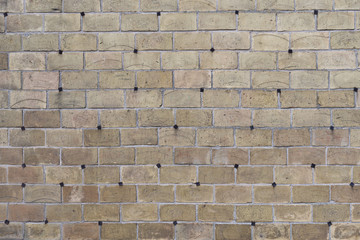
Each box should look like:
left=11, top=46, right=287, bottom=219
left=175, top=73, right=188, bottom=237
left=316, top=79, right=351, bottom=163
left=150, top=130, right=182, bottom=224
left=277, top=89, right=281, bottom=94
left=354, top=87, right=358, bottom=92
left=235, top=10, right=239, bottom=14
left=58, top=50, right=63, bottom=54
left=134, top=87, right=138, bottom=91
left=328, top=221, right=332, bottom=226
left=22, top=163, right=26, bottom=168
left=234, top=164, right=239, bottom=169
left=173, top=221, right=177, bottom=225
left=314, top=10, right=318, bottom=15
left=21, top=183, right=26, bottom=188
left=44, top=219, right=48, bottom=224
left=156, top=163, right=161, bottom=168
left=288, top=49, right=293, bottom=54
left=200, top=88, right=204, bottom=92
left=118, top=182, right=123, bottom=186
left=58, top=87, right=63, bottom=92
left=173, top=124, right=178, bottom=130
left=81, top=165, right=86, bottom=169
left=330, top=126, right=334, bottom=131
left=59, top=182, right=64, bottom=187
left=210, top=48, right=215, bottom=52
left=21, top=126, right=25, bottom=131
left=250, top=125, right=254, bottom=130
left=97, top=125, right=101, bottom=130
left=195, top=182, right=200, bottom=186
left=4, top=220, right=9, bottom=225
left=98, top=221, right=102, bottom=226
left=133, top=49, right=138, bottom=54
left=81, top=12, right=85, bottom=16
left=311, top=163, right=316, bottom=168
left=3, top=12, right=8, bottom=17
left=350, top=182, right=355, bottom=187
left=272, top=182, right=277, bottom=187
left=251, top=221, right=255, bottom=226
left=157, top=12, right=161, bottom=16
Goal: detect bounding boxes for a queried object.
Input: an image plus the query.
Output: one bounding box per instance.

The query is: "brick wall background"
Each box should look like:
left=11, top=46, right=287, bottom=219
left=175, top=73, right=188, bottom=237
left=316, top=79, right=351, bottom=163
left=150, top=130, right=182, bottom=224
left=0, top=0, right=360, bottom=239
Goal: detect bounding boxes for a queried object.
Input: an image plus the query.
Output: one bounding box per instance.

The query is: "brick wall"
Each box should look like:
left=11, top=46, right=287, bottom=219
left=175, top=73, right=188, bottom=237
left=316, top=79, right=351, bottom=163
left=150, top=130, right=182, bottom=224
left=0, top=0, right=360, bottom=239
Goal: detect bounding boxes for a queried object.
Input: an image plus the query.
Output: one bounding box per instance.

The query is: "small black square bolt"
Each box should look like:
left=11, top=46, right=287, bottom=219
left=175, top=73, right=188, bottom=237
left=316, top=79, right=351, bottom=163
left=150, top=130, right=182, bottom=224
left=157, top=12, right=161, bottom=16
left=22, top=163, right=26, bottom=168
left=156, top=163, right=161, bottom=168
left=4, top=220, right=9, bottom=225
left=58, top=87, right=63, bottom=92
left=234, top=164, right=239, bottom=169
left=354, top=87, right=358, bottom=92
left=173, top=221, right=177, bottom=225
left=251, top=221, right=256, bottom=226
left=350, top=182, right=355, bottom=187
left=288, top=49, right=293, bottom=54
left=118, top=182, right=123, bottom=186
left=81, top=12, right=85, bottom=16
left=173, top=124, right=178, bottom=130
left=330, top=126, right=334, bottom=131
left=3, top=12, right=8, bottom=17
left=98, top=221, right=102, bottom=226
left=250, top=125, right=254, bottom=130
left=21, top=126, right=25, bottom=131
left=58, top=50, right=63, bottom=54
left=328, top=221, right=332, bottom=226
left=200, top=88, right=204, bottom=92
left=133, top=49, right=138, bottom=54
left=21, top=183, right=26, bottom=188
left=272, top=182, right=277, bottom=187
left=59, top=182, right=64, bottom=187
left=134, top=87, right=138, bottom=91
left=311, top=163, right=316, bottom=168
left=195, top=182, right=200, bottom=186
left=81, top=165, right=86, bottom=169
left=210, top=48, right=215, bottom=52
left=235, top=10, right=239, bottom=14
left=314, top=10, right=318, bottom=15
left=277, top=89, right=281, bottom=94
left=44, top=219, right=48, bottom=224
left=97, top=125, right=101, bottom=130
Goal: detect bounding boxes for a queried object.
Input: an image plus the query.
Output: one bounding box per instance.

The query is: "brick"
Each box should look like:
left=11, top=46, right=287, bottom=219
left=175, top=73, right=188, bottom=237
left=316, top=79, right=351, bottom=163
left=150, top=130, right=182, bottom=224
left=121, top=166, right=157, bottom=183
left=45, top=14, right=81, bottom=31
left=0, top=185, right=22, bottom=202
left=0, top=35, right=22, bottom=52
left=63, top=223, right=99, bottom=240
left=141, top=0, right=177, bottom=11
left=0, top=0, right=23, bottom=12
left=46, top=166, right=82, bottom=184
left=213, top=70, right=250, bottom=88
left=219, top=0, right=255, bottom=10
left=10, top=129, right=45, bottom=147
left=250, top=148, right=287, bottom=165
left=318, top=12, right=354, bottom=30
left=293, top=224, right=325, bottom=240
left=353, top=205, right=360, bottom=221
left=136, top=147, right=173, bottom=164
left=160, top=13, right=197, bottom=31
left=331, top=32, right=360, bottom=49
left=85, top=52, right=122, bottom=70
left=198, top=205, right=234, bottom=222
left=257, top=0, right=294, bottom=10
left=10, top=91, right=46, bottom=109
left=0, top=53, right=7, bottom=70
left=288, top=148, right=325, bottom=165
left=297, top=0, right=332, bottom=9
left=274, top=129, right=310, bottom=146
left=214, top=109, right=251, bottom=127
left=25, top=111, right=59, bottom=128
left=164, top=90, right=201, bottom=108
left=212, top=148, right=248, bottom=165
left=242, top=90, right=277, bottom=108
left=84, top=204, right=119, bottom=221
left=25, top=148, right=59, bottom=165
left=216, top=225, right=251, bottom=240
left=87, top=90, right=124, bottom=108
left=84, top=166, right=119, bottom=184
left=318, top=51, right=356, bottom=69
left=331, top=223, right=360, bottom=240
left=199, top=167, right=234, bottom=184
left=0, top=223, right=23, bottom=239
left=328, top=148, right=360, bottom=165
left=0, top=168, right=6, bottom=183
left=8, top=204, right=44, bottom=222
left=215, top=186, right=252, bottom=203
left=25, top=185, right=61, bottom=203
left=62, top=71, right=97, bottom=89
left=160, top=204, right=196, bottom=221
left=237, top=167, right=273, bottom=184
left=84, top=129, right=120, bottom=147
left=8, top=166, right=43, bottom=183
left=292, top=32, right=329, bottom=49
left=252, top=71, right=289, bottom=89
left=314, top=204, right=350, bottom=222
left=335, top=0, right=360, bottom=9
left=275, top=166, right=312, bottom=184
left=236, top=205, right=273, bottom=222
left=99, top=148, right=134, bottom=165
left=103, top=0, right=138, bottom=11
left=99, top=33, right=134, bottom=51
left=137, top=71, right=172, bottom=88
left=126, top=89, right=161, bottom=107
left=176, top=109, right=212, bottom=127
left=279, top=52, right=317, bottom=70
left=0, top=129, right=7, bottom=146
left=62, top=110, right=97, bottom=128
left=254, top=186, right=291, bottom=203
left=9, top=53, right=45, bottom=70
left=0, top=72, right=21, bottom=89
left=312, top=130, right=349, bottom=146
left=253, top=33, right=289, bottom=51
left=83, top=13, right=119, bottom=31
left=351, top=129, right=360, bottom=147
left=121, top=14, right=158, bottom=31
left=253, top=110, right=291, bottom=127
left=315, top=166, right=351, bottom=183
left=334, top=110, right=360, bottom=127
left=238, top=13, right=276, bottom=31
left=293, top=186, right=329, bottom=203
left=177, top=185, right=213, bottom=203
left=23, top=72, right=58, bottom=90
left=176, top=224, right=213, bottom=240
left=139, top=223, right=174, bottom=240
left=137, top=33, right=172, bottom=50
left=48, top=53, right=83, bottom=70
left=174, top=70, right=211, bottom=89
left=24, top=224, right=61, bottom=240
left=239, top=52, right=277, bottom=70
left=199, top=13, right=236, bottom=30
left=62, top=148, right=97, bottom=165
left=101, top=110, right=136, bottom=127
left=139, top=109, right=174, bottom=127
left=292, top=71, right=329, bottom=89
left=0, top=110, right=22, bottom=127
left=179, top=0, right=215, bottom=11
left=197, top=128, right=234, bottom=147
left=7, top=15, right=42, bottom=32
left=23, top=34, right=58, bottom=51
left=121, top=128, right=158, bottom=145
left=46, top=205, right=82, bottom=222
left=101, top=224, right=136, bottom=240
left=278, top=13, right=315, bottom=31
left=274, top=205, right=311, bottom=222
left=204, top=90, right=239, bottom=107
left=124, top=52, right=160, bottom=70
left=64, top=0, right=100, bottom=12
left=47, top=129, right=82, bottom=147
left=236, top=129, right=272, bottom=147
left=160, top=166, right=197, bottom=183
left=200, top=52, right=238, bottom=69
left=63, top=186, right=98, bottom=203
left=331, top=186, right=360, bottom=203
left=61, top=33, right=97, bottom=51
left=0, top=204, right=6, bottom=220
left=138, top=185, right=174, bottom=202
left=162, top=51, right=198, bottom=70
left=174, top=32, right=211, bottom=50
left=293, top=109, right=331, bottom=127
left=122, top=204, right=158, bottom=221
left=99, top=71, right=135, bottom=89
left=318, top=90, right=354, bottom=107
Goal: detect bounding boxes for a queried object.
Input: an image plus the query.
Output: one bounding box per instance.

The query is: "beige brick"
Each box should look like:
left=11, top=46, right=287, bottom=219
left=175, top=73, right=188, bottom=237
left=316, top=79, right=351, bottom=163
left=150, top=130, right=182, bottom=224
left=319, top=90, right=354, bottom=107
left=197, top=128, right=234, bottom=147
left=8, top=166, right=43, bottom=183
left=278, top=13, right=315, bottom=31
left=0, top=129, right=7, bottom=146
left=174, top=70, right=211, bottom=88
left=126, top=89, right=161, bottom=108
left=253, top=109, right=291, bottom=127
left=199, top=13, right=236, bottom=30
left=335, top=0, right=360, bottom=9
left=179, top=0, right=216, bottom=11
left=10, top=129, right=45, bottom=147
left=121, top=14, right=158, bottom=31
left=176, top=224, right=213, bottom=240
left=61, top=33, right=97, bottom=51
left=139, top=223, right=174, bottom=240
left=122, top=204, right=158, bottom=221
left=64, top=0, right=100, bottom=12
left=99, top=148, right=134, bottom=165
left=103, top=0, right=138, bottom=11
left=0, top=110, right=22, bottom=127
left=293, top=186, right=329, bottom=203
left=236, top=129, right=272, bottom=146
left=213, top=32, right=250, bottom=50
left=85, top=52, right=122, bottom=70
left=174, top=32, right=211, bottom=50
left=214, top=109, right=251, bottom=127
left=138, top=185, right=174, bottom=202
left=25, top=185, right=61, bottom=203
left=160, top=13, right=197, bottom=31
left=121, top=128, right=158, bottom=145
left=351, top=129, right=360, bottom=147
left=23, top=72, right=58, bottom=90
left=0, top=168, right=6, bottom=183
left=175, top=148, right=211, bottom=165
left=298, top=0, right=332, bottom=9
left=331, top=185, right=360, bottom=203
left=293, top=109, right=331, bottom=127
left=84, top=166, right=119, bottom=184
left=63, top=223, right=99, bottom=240
left=87, top=90, right=124, bottom=108
left=334, top=110, right=360, bottom=127
left=318, top=12, right=354, bottom=30
left=177, top=185, right=213, bottom=203
left=292, top=32, right=329, bottom=49
left=62, top=148, right=98, bottom=165
left=48, top=53, right=83, bottom=70
left=0, top=72, right=21, bottom=89
left=63, top=186, right=98, bottom=203
left=279, top=52, right=317, bottom=70
left=237, top=167, right=273, bottom=184
left=45, top=166, right=82, bottom=184
left=0, top=223, right=23, bottom=239
left=288, top=147, right=325, bottom=165
left=313, top=204, right=350, bottom=222
left=254, top=186, right=291, bottom=203
left=315, top=166, right=351, bottom=183
left=274, top=205, right=311, bottom=222
left=24, top=110, right=60, bottom=128
left=257, top=0, right=294, bottom=10
left=275, top=166, right=312, bottom=184
left=160, top=204, right=196, bottom=221
left=24, top=224, right=61, bottom=240
left=45, top=14, right=81, bottom=31
left=101, top=110, right=136, bottom=127
left=124, top=52, right=160, bottom=70
left=47, top=129, right=82, bottom=147
left=0, top=185, right=22, bottom=202
left=137, top=33, right=172, bottom=50
left=200, top=52, right=238, bottom=69
left=164, top=90, right=201, bottom=108
left=84, top=129, right=120, bottom=147
left=7, top=15, right=42, bottom=32
left=292, top=71, right=328, bottom=89
left=331, top=223, right=360, bottom=240
left=239, top=52, right=277, bottom=70
left=101, top=224, right=136, bottom=240
left=176, top=109, right=212, bottom=127
left=242, top=90, right=277, bottom=108
left=219, top=0, right=255, bottom=10
left=99, top=33, right=134, bottom=51
left=162, top=51, right=198, bottom=70
left=0, top=53, right=7, bottom=70
left=9, top=53, right=45, bottom=70
left=313, top=130, right=349, bottom=147
left=204, top=89, right=239, bottom=107
left=137, top=71, right=172, bottom=88
left=84, top=204, right=119, bottom=221
left=331, top=32, right=360, bottom=49
left=319, top=51, right=356, bottom=69
left=253, top=33, right=289, bottom=51
left=83, top=13, right=119, bottom=31
left=274, top=129, right=310, bottom=146
left=281, top=90, right=317, bottom=108
left=250, top=148, right=287, bottom=165
left=0, top=0, right=24, bottom=12
left=140, top=0, right=177, bottom=11
left=199, top=167, right=234, bottom=184
left=47, top=205, right=82, bottom=222
left=238, top=13, right=276, bottom=31
left=122, top=166, right=157, bottom=183
left=0, top=91, right=8, bottom=108
left=99, top=71, right=135, bottom=89
left=213, top=71, right=251, bottom=88
left=139, top=109, right=174, bottom=127
left=23, top=34, right=58, bottom=51
left=328, top=148, right=360, bottom=165
left=236, top=205, right=273, bottom=222
left=62, top=71, right=97, bottom=89
left=198, top=205, right=234, bottom=222
left=215, top=186, right=252, bottom=203
left=136, top=147, right=173, bottom=164
left=62, top=110, right=98, bottom=128
left=25, top=148, right=60, bottom=165
left=160, top=166, right=197, bottom=184
left=352, top=205, right=360, bottom=221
